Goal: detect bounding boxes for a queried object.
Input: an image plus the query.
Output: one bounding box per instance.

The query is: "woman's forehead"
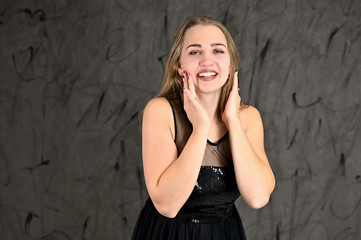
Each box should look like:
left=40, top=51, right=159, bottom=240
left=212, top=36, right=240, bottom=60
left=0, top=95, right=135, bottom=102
left=183, top=25, right=227, bottom=47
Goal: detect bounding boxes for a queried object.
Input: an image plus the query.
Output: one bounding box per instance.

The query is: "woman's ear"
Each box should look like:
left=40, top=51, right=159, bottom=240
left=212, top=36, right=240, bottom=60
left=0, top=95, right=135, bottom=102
left=177, top=62, right=184, bottom=76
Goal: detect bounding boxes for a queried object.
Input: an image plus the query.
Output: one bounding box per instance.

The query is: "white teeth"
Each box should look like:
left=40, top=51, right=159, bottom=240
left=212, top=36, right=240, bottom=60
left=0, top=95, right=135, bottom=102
left=198, top=72, right=216, bottom=77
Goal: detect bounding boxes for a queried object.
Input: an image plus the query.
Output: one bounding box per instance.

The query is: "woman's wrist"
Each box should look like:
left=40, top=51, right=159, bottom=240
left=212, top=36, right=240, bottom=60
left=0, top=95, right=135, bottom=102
left=224, top=116, right=241, bottom=130
left=192, top=124, right=211, bottom=137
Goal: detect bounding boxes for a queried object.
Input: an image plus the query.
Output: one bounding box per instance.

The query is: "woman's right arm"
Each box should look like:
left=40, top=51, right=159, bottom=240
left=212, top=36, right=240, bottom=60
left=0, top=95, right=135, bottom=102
left=142, top=97, right=209, bottom=218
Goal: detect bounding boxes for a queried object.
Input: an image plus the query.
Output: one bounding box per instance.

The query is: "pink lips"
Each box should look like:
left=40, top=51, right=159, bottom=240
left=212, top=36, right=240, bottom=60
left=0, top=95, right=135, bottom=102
left=196, top=70, right=218, bottom=81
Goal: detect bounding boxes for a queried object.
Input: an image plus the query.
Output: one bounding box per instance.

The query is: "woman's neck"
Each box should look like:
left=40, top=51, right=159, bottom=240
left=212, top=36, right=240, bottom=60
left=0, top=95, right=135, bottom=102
left=196, top=90, right=221, bottom=123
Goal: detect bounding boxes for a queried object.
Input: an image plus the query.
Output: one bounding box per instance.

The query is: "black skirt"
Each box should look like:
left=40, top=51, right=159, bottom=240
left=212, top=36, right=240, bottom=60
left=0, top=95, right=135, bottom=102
left=131, top=198, right=247, bottom=240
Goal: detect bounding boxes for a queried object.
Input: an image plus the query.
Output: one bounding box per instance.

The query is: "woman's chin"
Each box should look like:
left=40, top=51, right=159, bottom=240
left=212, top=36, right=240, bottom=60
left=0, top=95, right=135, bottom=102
left=195, top=86, right=222, bottom=95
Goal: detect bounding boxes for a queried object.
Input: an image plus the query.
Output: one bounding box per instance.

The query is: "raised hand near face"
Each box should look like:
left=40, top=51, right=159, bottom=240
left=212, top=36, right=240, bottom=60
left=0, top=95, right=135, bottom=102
left=182, top=71, right=211, bottom=131
left=222, top=70, right=241, bottom=128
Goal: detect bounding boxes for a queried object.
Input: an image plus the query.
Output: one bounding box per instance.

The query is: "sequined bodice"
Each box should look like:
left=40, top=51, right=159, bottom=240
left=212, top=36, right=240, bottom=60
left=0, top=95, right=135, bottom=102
left=176, top=166, right=240, bottom=221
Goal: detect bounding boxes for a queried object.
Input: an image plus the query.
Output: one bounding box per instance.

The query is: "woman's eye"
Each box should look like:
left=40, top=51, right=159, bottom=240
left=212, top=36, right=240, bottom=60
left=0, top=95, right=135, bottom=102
left=189, top=51, right=200, bottom=55
left=214, top=49, right=224, bottom=54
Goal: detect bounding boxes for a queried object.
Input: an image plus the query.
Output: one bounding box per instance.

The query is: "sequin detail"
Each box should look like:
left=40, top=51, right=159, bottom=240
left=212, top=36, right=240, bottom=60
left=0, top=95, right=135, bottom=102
left=195, top=181, right=202, bottom=191
left=175, top=166, right=240, bottom=222
left=209, top=166, right=225, bottom=175
left=191, top=219, right=200, bottom=223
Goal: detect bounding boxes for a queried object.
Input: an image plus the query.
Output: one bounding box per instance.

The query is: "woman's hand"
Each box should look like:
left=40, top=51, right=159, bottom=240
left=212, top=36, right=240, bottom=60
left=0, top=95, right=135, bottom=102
left=222, top=71, right=241, bottom=128
left=182, top=71, right=211, bottom=131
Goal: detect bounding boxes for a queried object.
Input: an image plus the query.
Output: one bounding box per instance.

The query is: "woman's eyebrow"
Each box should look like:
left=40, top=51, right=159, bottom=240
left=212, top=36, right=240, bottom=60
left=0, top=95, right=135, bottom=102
left=211, top=43, right=226, bottom=48
left=186, top=43, right=226, bottom=49
left=186, top=44, right=201, bottom=49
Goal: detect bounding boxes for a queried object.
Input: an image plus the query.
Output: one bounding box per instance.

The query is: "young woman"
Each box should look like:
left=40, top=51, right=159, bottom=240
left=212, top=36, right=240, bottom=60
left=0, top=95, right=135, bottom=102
left=131, top=16, right=275, bottom=240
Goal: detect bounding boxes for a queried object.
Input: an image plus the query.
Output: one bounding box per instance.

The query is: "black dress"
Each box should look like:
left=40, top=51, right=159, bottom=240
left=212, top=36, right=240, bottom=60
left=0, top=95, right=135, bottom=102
left=131, top=94, right=247, bottom=240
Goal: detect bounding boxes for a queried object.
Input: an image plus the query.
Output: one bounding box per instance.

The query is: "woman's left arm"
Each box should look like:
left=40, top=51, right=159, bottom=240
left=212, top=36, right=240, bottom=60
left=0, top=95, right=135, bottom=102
left=222, top=71, right=275, bottom=209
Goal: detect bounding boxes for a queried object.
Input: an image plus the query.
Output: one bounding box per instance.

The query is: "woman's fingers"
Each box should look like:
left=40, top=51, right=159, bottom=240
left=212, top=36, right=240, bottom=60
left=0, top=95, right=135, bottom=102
left=183, top=71, right=198, bottom=100
left=235, top=70, right=242, bottom=101
left=230, top=70, right=241, bottom=102
left=231, top=70, right=238, bottom=93
left=182, top=72, right=188, bottom=90
left=182, top=72, right=198, bottom=109
left=187, top=72, right=196, bottom=96
left=183, top=88, right=190, bottom=108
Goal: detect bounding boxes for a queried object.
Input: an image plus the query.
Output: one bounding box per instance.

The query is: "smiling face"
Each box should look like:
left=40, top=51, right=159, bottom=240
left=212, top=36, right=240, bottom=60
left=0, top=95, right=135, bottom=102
left=178, top=24, right=231, bottom=94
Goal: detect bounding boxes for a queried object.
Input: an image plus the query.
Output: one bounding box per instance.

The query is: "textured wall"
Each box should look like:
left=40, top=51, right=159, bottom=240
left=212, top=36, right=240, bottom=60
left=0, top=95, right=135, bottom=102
left=0, top=0, right=360, bottom=239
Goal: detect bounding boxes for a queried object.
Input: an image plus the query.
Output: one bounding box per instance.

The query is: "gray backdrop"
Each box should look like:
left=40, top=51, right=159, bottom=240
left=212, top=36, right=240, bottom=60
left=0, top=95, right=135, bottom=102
left=1, top=0, right=360, bottom=239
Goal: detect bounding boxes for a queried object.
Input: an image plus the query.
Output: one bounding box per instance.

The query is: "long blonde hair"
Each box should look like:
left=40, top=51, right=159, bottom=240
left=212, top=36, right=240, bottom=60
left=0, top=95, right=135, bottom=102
left=158, top=16, right=247, bottom=114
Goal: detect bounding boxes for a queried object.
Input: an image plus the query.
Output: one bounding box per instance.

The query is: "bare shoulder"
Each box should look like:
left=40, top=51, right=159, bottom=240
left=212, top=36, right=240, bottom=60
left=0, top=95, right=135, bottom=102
left=143, top=97, right=174, bottom=136
left=240, top=104, right=261, bottom=118
left=144, top=97, right=172, bottom=115
left=239, top=105, right=263, bottom=130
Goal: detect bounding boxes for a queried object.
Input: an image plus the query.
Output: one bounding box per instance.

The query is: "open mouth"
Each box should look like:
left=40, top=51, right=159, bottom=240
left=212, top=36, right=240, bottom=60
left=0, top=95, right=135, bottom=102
left=197, top=70, right=218, bottom=81
left=198, top=72, right=217, bottom=77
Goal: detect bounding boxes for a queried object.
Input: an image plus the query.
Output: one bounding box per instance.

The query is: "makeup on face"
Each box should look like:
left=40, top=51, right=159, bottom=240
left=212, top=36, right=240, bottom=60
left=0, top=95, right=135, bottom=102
left=178, top=25, right=230, bottom=92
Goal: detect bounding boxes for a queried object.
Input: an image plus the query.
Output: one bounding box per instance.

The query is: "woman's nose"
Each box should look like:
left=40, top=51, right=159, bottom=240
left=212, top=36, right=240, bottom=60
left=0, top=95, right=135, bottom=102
left=199, top=53, right=214, bottom=67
